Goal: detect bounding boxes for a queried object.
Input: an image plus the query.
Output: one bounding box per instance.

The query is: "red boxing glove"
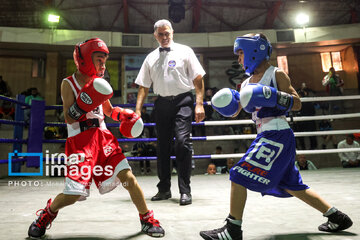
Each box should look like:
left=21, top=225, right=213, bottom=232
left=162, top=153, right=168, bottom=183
left=111, top=107, right=143, bottom=138
left=68, top=78, right=113, bottom=121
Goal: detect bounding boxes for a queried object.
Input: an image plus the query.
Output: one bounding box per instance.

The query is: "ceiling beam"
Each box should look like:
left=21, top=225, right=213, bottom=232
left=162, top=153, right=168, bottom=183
left=263, top=1, right=282, bottom=29
left=123, top=0, right=130, bottom=33
left=59, top=2, right=122, bottom=11
left=192, top=0, right=202, bottom=32
left=200, top=6, right=236, bottom=31
left=110, top=5, right=124, bottom=31
left=350, top=9, right=358, bottom=23
left=236, top=10, right=268, bottom=30
left=127, top=2, right=155, bottom=26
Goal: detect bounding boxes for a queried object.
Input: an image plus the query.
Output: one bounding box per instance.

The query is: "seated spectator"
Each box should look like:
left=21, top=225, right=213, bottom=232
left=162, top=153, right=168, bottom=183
left=0, top=75, right=11, bottom=96
left=132, top=140, right=155, bottom=175
left=295, top=90, right=317, bottom=150
left=212, top=146, right=227, bottom=174
left=226, top=158, right=236, bottom=173
left=295, top=154, right=317, bottom=170
left=205, top=163, right=217, bottom=175
left=337, top=134, right=360, bottom=168
left=0, top=96, right=15, bottom=120
left=24, top=87, right=44, bottom=124
left=319, top=120, right=337, bottom=149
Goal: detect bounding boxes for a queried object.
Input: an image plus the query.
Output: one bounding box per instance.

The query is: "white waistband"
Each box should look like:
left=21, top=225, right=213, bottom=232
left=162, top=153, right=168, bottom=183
left=255, top=116, right=290, bottom=133
left=67, top=119, right=107, bottom=137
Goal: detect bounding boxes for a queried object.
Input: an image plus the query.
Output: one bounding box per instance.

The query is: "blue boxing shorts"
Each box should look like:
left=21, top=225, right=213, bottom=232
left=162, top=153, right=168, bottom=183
left=230, top=128, right=309, bottom=197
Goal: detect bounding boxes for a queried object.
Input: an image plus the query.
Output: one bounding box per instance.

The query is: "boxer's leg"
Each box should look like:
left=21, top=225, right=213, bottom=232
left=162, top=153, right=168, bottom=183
left=117, top=169, right=165, bottom=237
left=286, top=188, right=353, bottom=232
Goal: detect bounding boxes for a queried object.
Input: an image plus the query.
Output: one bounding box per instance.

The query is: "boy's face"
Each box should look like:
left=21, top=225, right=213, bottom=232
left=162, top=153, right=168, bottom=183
left=92, top=52, right=108, bottom=77
left=207, top=164, right=216, bottom=175
left=237, top=49, right=244, bottom=67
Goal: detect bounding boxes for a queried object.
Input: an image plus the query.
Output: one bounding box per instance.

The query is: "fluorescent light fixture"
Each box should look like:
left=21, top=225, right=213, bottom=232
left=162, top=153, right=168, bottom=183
left=48, top=14, right=60, bottom=23
left=296, top=13, right=309, bottom=25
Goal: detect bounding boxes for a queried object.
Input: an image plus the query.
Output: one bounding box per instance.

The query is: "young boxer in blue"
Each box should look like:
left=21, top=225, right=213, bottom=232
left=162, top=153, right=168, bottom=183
left=200, top=33, right=353, bottom=240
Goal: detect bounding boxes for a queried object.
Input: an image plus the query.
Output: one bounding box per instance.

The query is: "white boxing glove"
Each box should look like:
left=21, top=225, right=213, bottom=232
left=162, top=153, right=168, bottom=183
left=211, top=88, right=241, bottom=117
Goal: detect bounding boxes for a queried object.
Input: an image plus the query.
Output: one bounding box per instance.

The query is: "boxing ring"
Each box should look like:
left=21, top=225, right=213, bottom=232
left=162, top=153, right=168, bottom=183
left=0, top=94, right=360, bottom=239
left=1, top=94, right=360, bottom=165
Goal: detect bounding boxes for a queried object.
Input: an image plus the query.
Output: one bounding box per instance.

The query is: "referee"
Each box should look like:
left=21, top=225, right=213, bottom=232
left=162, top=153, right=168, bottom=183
left=135, top=19, right=205, bottom=206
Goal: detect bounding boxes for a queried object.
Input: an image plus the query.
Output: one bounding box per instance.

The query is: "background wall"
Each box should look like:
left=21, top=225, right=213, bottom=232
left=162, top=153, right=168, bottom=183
left=0, top=57, right=45, bottom=97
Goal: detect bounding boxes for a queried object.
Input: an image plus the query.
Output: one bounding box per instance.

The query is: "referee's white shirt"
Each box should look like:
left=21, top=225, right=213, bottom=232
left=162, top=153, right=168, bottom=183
left=135, top=42, right=206, bottom=97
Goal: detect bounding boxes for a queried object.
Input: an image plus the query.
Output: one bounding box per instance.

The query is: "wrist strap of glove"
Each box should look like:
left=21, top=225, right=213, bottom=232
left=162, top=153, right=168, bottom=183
left=111, top=107, right=123, bottom=121
left=68, top=103, right=87, bottom=121
left=276, top=91, right=293, bottom=112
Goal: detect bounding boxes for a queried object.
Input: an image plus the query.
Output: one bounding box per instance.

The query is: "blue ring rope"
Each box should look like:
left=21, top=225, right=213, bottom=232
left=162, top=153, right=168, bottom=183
left=0, top=95, right=30, bottom=108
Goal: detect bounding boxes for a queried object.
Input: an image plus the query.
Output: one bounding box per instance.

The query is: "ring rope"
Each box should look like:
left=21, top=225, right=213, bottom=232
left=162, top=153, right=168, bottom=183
left=0, top=95, right=30, bottom=107
left=1, top=148, right=359, bottom=164
left=40, top=113, right=360, bottom=128
left=0, top=119, right=27, bottom=126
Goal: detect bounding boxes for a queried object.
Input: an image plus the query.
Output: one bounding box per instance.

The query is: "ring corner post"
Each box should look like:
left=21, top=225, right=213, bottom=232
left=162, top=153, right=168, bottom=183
left=27, top=100, right=45, bottom=168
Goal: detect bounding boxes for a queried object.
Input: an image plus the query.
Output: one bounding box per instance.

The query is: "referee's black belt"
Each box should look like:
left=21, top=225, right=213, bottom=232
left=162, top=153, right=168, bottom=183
left=158, top=92, right=191, bottom=101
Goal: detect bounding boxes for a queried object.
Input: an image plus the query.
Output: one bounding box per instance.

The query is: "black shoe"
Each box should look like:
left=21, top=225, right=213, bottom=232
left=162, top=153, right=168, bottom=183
left=180, top=193, right=192, bottom=206
left=140, top=210, right=165, bottom=237
left=151, top=191, right=171, bottom=201
left=200, top=215, right=242, bottom=240
left=319, top=209, right=353, bottom=232
left=28, top=199, right=58, bottom=238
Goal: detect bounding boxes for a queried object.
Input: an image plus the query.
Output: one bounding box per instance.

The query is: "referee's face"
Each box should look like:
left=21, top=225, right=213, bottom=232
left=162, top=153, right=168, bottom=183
left=154, top=26, right=173, bottom=48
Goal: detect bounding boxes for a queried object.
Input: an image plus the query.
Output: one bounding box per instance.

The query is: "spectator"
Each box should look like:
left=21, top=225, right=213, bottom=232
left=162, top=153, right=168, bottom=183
left=337, top=134, right=360, bottom=168
left=295, top=90, right=317, bottom=150
left=24, top=88, right=44, bottom=124
left=25, top=88, right=43, bottom=105
left=0, top=75, right=11, bottom=96
left=212, top=146, right=227, bottom=174
left=327, top=67, right=344, bottom=113
left=297, top=82, right=316, bottom=97
left=295, top=154, right=317, bottom=170
left=319, top=120, right=337, bottom=149
left=0, top=95, right=15, bottom=120
left=133, top=139, right=156, bottom=175
left=205, top=163, right=217, bottom=175
left=226, top=158, right=236, bottom=173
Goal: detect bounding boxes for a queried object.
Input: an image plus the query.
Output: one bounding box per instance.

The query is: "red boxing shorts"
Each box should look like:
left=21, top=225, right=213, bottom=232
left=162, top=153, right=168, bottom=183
left=63, top=128, right=130, bottom=200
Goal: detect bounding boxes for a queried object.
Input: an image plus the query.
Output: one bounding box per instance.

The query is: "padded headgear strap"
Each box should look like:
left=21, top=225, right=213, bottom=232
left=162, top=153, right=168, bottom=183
left=233, top=34, right=272, bottom=76
left=73, top=38, right=109, bottom=78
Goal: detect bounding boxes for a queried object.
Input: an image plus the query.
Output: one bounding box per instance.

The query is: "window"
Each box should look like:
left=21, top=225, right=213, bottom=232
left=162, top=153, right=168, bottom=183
left=277, top=56, right=288, bottom=74
left=320, top=51, right=343, bottom=72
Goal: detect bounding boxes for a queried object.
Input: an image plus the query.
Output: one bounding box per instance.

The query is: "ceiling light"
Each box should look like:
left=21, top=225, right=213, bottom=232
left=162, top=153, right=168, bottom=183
left=296, top=13, right=309, bottom=25
left=48, top=14, right=60, bottom=23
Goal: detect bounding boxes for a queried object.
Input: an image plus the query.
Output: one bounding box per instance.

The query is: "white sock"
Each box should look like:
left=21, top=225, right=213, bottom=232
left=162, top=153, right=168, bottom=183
left=228, top=215, right=242, bottom=226
left=323, top=207, right=337, bottom=217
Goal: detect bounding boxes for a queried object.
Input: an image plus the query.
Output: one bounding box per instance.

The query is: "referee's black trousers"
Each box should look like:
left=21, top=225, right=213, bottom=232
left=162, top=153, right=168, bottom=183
left=154, top=92, right=193, bottom=194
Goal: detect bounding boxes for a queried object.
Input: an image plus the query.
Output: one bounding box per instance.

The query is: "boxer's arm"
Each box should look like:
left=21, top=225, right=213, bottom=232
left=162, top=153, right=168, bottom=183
left=276, top=70, right=301, bottom=111
left=61, top=80, right=77, bottom=124
left=102, top=100, right=113, bottom=117
left=135, top=86, right=149, bottom=117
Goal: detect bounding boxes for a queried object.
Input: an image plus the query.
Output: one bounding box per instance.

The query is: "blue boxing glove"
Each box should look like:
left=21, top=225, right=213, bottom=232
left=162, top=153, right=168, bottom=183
left=211, top=88, right=241, bottom=117
left=239, top=83, right=293, bottom=113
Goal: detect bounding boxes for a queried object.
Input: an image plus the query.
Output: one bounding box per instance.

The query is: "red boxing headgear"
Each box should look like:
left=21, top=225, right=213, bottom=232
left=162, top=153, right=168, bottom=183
left=73, top=38, right=109, bottom=78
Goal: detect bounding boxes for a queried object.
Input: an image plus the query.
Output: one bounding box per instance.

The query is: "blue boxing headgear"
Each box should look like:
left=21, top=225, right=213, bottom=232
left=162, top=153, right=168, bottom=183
left=233, top=34, right=272, bottom=76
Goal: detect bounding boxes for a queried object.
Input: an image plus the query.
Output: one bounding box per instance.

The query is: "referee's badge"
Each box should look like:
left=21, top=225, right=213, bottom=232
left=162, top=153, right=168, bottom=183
left=168, top=60, right=176, bottom=67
